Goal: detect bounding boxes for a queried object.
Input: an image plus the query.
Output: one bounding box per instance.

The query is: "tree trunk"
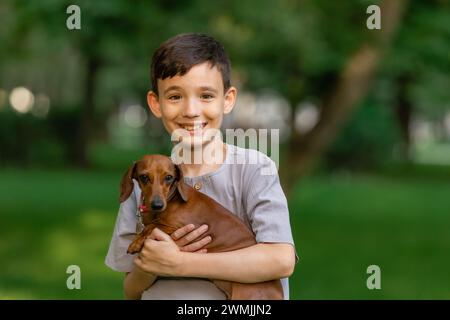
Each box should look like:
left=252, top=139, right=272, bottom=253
left=281, top=0, right=408, bottom=196
left=73, top=54, right=101, bottom=168
left=395, top=74, right=413, bottom=161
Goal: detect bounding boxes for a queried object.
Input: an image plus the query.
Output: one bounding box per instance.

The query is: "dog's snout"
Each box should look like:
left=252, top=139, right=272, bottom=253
left=150, top=197, right=164, bottom=210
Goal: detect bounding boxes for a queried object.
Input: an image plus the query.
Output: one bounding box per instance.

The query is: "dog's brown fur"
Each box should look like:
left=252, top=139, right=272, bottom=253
left=119, top=154, right=283, bottom=300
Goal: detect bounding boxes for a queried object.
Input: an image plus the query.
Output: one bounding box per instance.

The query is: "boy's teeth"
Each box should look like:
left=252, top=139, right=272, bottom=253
left=183, top=124, right=203, bottom=130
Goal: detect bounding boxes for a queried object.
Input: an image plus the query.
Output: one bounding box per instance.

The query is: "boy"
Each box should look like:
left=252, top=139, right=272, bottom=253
left=105, top=33, right=297, bottom=299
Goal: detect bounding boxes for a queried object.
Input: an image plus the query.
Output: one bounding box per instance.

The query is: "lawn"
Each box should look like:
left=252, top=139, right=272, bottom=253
left=290, top=169, right=450, bottom=299
left=1, top=167, right=449, bottom=299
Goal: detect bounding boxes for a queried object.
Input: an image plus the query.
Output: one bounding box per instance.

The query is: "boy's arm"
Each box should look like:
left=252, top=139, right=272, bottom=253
left=124, top=269, right=157, bottom=300
left=134, top=228, right=296, bottom=283
left=182, top=242, right=296, bottom=282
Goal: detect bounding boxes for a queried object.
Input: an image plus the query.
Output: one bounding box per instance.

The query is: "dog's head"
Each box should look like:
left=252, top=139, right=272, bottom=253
left=119, top=155, right=188, bottom=215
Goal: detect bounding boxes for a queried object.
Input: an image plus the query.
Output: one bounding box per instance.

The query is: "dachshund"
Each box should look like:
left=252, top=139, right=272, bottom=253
left=119, top=154, right=283, bottom=300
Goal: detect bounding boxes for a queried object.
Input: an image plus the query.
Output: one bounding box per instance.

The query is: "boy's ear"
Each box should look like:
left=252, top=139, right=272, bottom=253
left=119, top=161, right=137, bottom=203
left=223, top=86, right=237, bottom=114
left=175, top=165, right=188, bottom=202
left=147, top=91, right=162, bottom=118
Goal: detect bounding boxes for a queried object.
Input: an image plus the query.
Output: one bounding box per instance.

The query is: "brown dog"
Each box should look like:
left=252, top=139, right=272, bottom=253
left=119, top=154, right=283, bottom=300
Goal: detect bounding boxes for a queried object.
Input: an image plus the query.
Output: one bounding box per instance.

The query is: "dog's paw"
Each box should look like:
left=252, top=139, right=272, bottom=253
left=127, top=243, right=142, bottom=254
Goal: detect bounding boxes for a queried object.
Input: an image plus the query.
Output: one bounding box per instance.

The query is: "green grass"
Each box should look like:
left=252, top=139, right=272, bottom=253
left=0, top=169, right=124, bottom=299
left=289, top=171, right=450, bottom=299
left=1, top=168, right=449, bottom=299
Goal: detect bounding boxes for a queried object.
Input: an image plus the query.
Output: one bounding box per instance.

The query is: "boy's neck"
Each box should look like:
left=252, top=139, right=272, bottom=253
left=177, top=140, right=227, bottom=178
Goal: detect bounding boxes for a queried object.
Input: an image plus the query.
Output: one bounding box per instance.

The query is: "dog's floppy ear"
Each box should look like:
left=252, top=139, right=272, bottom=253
left=119, top=161, right=137, bottom=203
left=175, top=164, right=188, bottom=202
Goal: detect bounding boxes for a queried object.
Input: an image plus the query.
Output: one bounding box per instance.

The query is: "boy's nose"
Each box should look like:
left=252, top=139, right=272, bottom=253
left=181, top=98, right=201, bottom=118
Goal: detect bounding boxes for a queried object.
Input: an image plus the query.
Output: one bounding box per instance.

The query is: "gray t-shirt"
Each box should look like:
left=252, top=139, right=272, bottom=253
left=105, top=143, right=296, bottom=299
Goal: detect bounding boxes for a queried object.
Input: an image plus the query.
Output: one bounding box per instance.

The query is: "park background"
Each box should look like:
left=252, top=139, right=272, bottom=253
left=1, top=0, right=449, bottom=299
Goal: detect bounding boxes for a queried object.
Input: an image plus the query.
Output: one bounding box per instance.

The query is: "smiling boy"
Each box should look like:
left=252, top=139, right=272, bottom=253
left=105, top=33, right=297, bottom=299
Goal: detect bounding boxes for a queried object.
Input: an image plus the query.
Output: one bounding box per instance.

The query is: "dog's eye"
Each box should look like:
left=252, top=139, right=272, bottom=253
left=164, top=175, right=173, bottom=182
left=139, top=175, right=149, bottom=184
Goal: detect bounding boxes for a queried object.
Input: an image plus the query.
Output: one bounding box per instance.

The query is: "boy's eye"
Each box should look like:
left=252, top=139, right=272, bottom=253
left=168, top=95, right=181, bottom=101
left=139, top=175, right=149, bottom=184
left=201, top=94, right=214, bottom=100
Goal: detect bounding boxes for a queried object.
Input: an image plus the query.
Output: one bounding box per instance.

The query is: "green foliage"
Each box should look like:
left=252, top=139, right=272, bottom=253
left=0, top=109, right=63, bottom=166
left=0, top=107, right=81, bottom=167
left=383, top=0, right=450, bottom=121
left=1, top=1, right=449, bottom=167
left=324, top=99, right=401, bottom=169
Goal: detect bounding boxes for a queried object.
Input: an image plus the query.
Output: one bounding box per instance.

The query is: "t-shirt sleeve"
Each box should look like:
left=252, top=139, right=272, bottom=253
left=245, top=157, right=296, bottom=247
left=105, top=180, right=139, bottom=272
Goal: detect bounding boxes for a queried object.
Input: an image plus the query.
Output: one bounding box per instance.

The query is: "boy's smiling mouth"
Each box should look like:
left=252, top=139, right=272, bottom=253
left=177, top=122, right=208, bottom=134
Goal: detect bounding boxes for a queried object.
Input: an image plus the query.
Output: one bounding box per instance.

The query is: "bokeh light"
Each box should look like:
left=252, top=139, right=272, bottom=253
left=445, top=111, right=450, bottom=138
left=123, top=104, right=147, bottom=128
left=295, top=102, right=319, bottom=134
left=31, top=94, right=51, bottom=118
left=9, top=87, right=35, bottom=114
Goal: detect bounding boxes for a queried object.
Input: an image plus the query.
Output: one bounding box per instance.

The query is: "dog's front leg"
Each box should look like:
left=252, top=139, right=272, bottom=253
left=127, top=224, right=156, bottom=254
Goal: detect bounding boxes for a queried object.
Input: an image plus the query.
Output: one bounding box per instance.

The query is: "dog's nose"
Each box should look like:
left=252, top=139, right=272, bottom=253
left=150, top=197, right=164, bottom=210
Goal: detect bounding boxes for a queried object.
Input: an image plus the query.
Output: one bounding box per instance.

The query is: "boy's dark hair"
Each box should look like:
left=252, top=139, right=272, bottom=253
left=151, top=33, right=231, bottom=95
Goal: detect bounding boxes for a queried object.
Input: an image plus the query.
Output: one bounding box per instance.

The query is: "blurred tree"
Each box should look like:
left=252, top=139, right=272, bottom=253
left=194, top=0, right=410, bottom=192
left=2, top=0, right=449, bottom=188
left=384, top=0, right=450, bottom=157
left=280, top=0, right=409, bottom=193
left=324, top=0, right=450, bottom=170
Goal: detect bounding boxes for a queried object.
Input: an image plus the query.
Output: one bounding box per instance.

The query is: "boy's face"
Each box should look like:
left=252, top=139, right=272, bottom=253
left=147, top=62, right=237, bottom=149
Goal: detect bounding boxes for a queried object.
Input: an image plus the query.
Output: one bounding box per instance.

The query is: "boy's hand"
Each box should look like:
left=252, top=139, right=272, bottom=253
left=135, top=228, right=183, bottom=276
left=171, top=224, right=211, bottom=253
